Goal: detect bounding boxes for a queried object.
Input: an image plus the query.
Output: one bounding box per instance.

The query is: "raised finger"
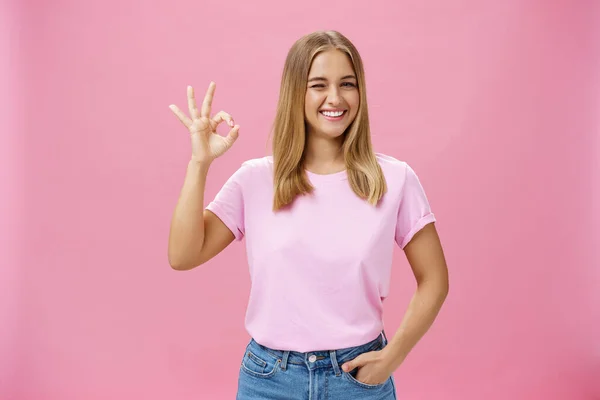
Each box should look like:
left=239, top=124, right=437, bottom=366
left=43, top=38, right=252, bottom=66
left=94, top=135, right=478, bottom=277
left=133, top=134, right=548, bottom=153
left=169, top=104, right=192, bottom=128
left=201, top=81, right=216, bottom=118
left=187, top=86, right=201, bottom=120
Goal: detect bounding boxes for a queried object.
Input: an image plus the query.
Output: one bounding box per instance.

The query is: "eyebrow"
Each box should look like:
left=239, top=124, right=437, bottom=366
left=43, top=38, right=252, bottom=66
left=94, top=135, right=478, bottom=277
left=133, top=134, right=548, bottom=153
left=307, top=75, right=357, bottom=82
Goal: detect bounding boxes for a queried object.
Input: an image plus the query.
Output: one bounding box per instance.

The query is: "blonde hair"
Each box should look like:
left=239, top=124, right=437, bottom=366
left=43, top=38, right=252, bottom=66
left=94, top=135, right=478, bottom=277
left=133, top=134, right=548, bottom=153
left=270, top=30, right=387, bottom=211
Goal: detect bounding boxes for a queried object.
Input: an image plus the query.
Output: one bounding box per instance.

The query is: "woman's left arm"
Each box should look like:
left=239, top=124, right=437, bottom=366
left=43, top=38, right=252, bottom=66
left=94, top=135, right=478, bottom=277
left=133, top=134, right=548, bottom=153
left=381, top=222, right=449, bottom=372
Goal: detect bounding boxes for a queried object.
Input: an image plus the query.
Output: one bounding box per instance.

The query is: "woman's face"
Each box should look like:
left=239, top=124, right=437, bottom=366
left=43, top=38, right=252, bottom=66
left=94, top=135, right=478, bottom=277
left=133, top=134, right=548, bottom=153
left=304, top=49, right=360, bottom=140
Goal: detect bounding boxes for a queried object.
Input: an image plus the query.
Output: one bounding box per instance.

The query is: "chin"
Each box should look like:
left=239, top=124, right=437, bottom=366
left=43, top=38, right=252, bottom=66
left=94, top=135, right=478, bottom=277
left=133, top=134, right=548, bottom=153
left=316, top=126, right=348, bottom=139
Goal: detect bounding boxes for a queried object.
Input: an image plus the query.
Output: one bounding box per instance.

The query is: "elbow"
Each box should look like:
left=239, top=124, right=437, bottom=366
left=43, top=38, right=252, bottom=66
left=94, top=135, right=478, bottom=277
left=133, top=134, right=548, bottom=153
left=434, top=271, right=449, bottom=300
left=168, top=255, right=185, bottom=270
left=440, top=279, right=449, bottom=302
left=168, top=254, right=201, bottom=271
left=169, top=262, right=190, bottom=271
left=168, top=236, right=205, bottom=271
left=168, top=241, right=200, bottom=270
left=438, top=274, right=450, bottom=302
left=417, top=272, right=449, bottom=302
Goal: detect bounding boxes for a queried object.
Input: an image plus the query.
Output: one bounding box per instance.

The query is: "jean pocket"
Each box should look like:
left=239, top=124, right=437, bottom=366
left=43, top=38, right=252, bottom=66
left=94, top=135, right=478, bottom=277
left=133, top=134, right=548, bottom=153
left=340, top=338, right=388, bottom=389
left=240, top=348, right=281, bottom=379
left=342, top=367, right=389, bottom=389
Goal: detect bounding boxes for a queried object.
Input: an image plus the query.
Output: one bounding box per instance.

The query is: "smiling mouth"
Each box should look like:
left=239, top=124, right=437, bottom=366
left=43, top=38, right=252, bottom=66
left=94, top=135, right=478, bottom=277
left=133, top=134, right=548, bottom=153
left=319, top=110, right=347, bottom=120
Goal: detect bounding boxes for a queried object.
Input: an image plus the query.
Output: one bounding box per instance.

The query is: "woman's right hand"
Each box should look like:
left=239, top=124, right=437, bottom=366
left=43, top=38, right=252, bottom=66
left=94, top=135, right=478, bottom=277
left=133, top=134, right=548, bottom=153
left=169, top=82, right=240, bottom=164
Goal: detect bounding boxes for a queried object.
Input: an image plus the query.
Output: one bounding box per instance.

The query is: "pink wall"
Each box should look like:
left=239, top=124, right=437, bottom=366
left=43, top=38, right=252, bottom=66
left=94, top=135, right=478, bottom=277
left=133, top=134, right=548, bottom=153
left=1, top=0, right=23, bottom=398
left=2, top=0, right=599, bottom=399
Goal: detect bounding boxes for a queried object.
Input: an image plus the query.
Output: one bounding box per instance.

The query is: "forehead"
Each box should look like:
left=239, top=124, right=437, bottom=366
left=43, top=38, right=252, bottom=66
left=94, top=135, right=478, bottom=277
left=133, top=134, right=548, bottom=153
left=308, top=49, right=355, bottom=78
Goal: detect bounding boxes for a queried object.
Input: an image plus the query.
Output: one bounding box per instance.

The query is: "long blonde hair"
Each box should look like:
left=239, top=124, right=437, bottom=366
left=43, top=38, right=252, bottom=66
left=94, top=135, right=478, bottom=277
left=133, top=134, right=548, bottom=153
left=270, top=30, right=387, bottom=211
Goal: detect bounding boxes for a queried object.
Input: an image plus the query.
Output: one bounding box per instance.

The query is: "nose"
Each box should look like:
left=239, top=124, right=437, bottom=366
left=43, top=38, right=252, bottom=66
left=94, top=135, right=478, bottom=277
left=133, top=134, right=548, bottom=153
left=326, top=86, right=342, bottom=106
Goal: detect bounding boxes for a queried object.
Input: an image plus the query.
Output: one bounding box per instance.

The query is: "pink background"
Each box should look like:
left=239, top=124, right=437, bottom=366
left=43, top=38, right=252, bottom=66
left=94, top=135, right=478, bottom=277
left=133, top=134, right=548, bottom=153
left=2, top=0, right=599, bottom=399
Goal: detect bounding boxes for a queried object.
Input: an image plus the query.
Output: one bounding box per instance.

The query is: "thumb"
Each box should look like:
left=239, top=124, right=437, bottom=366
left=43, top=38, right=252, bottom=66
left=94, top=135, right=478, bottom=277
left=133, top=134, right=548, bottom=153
left=224, top=125, right=240, bottom=145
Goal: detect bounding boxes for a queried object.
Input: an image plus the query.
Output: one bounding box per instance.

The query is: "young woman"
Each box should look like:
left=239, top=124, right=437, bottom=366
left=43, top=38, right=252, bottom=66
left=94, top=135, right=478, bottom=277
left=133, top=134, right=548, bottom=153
left=168, top=30, right=449, bottom=400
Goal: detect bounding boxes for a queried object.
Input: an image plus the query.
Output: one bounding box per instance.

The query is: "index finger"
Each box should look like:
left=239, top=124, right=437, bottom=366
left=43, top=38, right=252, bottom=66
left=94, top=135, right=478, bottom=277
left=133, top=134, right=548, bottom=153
left=201, top=81, right=216, bottom=118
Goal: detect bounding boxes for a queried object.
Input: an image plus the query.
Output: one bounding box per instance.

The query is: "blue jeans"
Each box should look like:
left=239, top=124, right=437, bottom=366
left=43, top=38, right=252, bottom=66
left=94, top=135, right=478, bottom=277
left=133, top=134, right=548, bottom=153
left=236, top=331, right=397, bottom=399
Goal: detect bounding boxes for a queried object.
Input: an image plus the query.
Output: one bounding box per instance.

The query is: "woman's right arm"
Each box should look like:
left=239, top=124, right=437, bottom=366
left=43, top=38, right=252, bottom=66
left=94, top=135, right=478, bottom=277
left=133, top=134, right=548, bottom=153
left=168, top=160, right=235, bottom=270
left=167, top=82, right=240, bottom=270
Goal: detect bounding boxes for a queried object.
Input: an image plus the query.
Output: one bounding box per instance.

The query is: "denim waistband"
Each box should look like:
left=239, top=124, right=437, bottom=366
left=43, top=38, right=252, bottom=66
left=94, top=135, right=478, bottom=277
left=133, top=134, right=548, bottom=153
left=248, top=330, right=389, bottom=376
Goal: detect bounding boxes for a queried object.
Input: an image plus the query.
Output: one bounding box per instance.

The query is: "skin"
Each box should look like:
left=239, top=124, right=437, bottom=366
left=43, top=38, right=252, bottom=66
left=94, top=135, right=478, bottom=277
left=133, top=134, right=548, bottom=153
left=168, top=83, right=239, bottom=271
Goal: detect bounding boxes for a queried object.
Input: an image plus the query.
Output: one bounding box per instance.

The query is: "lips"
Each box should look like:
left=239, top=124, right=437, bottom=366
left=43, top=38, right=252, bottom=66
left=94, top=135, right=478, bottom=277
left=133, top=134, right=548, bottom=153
left=319, top=110, right=347, bottom=121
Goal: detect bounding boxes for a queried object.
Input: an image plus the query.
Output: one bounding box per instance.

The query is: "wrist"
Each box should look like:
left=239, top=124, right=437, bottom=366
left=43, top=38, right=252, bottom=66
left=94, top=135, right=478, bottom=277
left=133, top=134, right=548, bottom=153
left=188, top=158, right=212, bottom=170
left=380, top=345, right=404, bottom=372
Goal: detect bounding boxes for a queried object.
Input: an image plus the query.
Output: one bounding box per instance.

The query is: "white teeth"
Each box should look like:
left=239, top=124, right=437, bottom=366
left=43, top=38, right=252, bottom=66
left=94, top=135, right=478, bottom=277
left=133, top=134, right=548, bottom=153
left=321, top=111, right=344, bottom=117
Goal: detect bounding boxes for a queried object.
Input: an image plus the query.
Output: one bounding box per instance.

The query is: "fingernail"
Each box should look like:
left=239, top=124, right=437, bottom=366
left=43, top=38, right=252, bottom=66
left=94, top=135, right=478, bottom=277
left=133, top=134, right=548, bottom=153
left=229, top=120, right=234, bottom=127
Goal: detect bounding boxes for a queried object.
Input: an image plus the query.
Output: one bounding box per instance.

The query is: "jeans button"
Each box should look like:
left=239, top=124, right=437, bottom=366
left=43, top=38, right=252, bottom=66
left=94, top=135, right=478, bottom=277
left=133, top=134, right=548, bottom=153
left=308, top=354, right=317, bottom=363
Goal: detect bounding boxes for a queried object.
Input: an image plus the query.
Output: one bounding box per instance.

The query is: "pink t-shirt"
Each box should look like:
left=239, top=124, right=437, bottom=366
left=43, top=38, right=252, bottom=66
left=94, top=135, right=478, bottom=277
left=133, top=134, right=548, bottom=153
left=206, top=153, right=436, bottom=352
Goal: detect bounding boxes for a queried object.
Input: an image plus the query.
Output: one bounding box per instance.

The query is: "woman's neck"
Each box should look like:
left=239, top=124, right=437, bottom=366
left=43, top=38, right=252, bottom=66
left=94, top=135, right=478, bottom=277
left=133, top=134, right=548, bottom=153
left=303, top=133, right=345, bottom=174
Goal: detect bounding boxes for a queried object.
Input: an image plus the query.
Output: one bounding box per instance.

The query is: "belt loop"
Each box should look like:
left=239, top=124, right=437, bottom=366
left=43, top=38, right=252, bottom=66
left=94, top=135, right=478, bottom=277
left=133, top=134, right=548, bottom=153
left=381, top=329, right=388, bottom=345
left=329, top=350, right=341, bottom=376
left=280, top=351, right=290, bottom=370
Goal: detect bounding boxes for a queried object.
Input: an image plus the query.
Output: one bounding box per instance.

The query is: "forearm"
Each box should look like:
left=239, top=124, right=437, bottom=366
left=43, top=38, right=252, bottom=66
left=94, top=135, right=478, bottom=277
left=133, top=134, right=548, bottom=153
left=168, top=160, right=211, bottom=268
left=382, top=279, right=449, bottom=371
